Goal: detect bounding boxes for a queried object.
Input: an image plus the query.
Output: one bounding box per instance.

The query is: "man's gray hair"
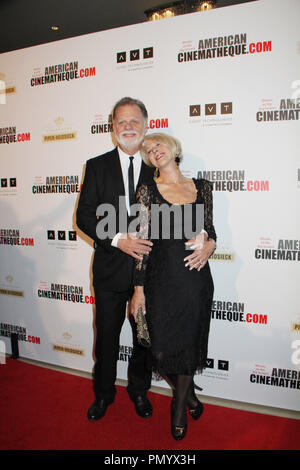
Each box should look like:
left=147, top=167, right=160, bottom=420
left=112, top=97, right=148, bottom=121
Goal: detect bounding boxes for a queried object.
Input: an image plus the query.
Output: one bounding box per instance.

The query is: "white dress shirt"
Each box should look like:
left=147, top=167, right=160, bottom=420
left=111, top=147, right=142, bottom=247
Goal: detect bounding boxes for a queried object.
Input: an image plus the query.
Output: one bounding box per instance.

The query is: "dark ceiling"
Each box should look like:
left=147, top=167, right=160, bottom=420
left=0, top=0, right=256, bottom=54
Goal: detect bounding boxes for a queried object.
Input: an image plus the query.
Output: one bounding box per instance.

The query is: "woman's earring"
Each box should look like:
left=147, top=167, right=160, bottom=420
left=175, top=156, right=180, bottom=166
left=154, top=167, right=159, bottom=178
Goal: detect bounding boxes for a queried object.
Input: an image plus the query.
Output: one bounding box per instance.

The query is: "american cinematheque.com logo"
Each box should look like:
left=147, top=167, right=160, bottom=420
left=0, top=126, right=30, bottom=144
left=90, top=113, right=168, bottom=135
left=37, top=281, right=95, bottom=305
left=30, top=60, right=96, bottom=87
left=211, top=299, right=268, bottom=325
left=255, top=238, right=300, bottom=261
left=256, top=98, right=300, bottom=122
left=119, top=344, right=133, bottom=362
left=0, top=322, right=40, bottom=345
left=91, top=114, right=113, bottom=135
left=250, top=364, right=300, bottom=390
left=178, top=33, right=272, bottom=62
left=197, top=169, right=269, bottom=192
left=0, top=229, right=34, bottom=247
left=32, top=175, right=80, bottom=195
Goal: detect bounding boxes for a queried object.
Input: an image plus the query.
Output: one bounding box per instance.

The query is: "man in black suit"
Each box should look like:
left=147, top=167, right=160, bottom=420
left=76, top=97, right=154, bottom=420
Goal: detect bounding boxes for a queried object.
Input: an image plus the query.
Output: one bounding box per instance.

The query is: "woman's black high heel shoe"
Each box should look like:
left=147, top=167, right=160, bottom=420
left=171, top=400, right=187, bottom=441
left=189, top=399, right=204, bottom=420
left=187, top=387, right=204, bottom=420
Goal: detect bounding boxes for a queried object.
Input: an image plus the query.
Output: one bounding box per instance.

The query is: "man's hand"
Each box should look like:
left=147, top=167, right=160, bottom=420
left=117, top=233, right=153, bottom=260
left=184, top=233, right=216, bottom=271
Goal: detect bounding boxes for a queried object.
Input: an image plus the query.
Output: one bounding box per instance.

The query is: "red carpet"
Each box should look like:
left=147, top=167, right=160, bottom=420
left=0, top=359, right=299, bottom=451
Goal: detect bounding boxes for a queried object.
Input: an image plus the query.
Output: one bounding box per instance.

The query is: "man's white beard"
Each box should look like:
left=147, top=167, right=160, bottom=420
left=115, top=131, right=144, bottom=153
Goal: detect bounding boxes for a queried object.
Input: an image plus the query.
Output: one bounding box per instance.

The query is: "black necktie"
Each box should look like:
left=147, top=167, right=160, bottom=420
left=128, top=156, right=135, bottom=214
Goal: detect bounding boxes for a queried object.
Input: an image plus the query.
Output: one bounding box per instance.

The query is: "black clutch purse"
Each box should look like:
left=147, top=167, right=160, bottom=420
left=136, top=307, right=151, bottom=348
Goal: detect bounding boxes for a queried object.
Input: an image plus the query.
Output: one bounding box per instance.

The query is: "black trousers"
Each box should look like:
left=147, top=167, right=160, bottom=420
left=93, top=286, right=152, bottom=401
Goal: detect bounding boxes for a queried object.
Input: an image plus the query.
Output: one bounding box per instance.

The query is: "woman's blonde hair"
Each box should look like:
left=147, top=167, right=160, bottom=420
left=140, top=133, right=183, bottom=167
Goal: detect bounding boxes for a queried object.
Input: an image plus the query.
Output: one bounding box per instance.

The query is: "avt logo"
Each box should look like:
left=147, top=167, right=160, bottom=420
left=206, top=358, right=229, bottom=370
left=1, top=178, right=16, bottom=187
left=117, top=47, right=153, bottom=63
left=47, top=230, right=77, bottom=241
left=190, top=102, right=232, bottom=116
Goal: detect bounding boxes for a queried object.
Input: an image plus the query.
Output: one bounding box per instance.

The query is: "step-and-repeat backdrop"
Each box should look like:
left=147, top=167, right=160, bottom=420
left=1, top=0, right=299, bottom=411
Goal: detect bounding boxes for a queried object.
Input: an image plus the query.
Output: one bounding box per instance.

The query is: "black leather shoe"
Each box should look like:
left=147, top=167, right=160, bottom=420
left=132, top=395, right=153, bottom=418
left=87, top=398, right=113, bottom=421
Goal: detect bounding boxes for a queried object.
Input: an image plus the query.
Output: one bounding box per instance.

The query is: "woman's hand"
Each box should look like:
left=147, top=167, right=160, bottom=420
left=130, top=286, right=146, bottom=322
left=184, top=238, right=216, bottom=271
left=117, top=233, right=153, bottom=260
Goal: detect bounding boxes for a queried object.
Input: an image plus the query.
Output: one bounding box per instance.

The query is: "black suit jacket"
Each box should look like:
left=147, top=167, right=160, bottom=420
left=76, top=147, right=154, bottom=291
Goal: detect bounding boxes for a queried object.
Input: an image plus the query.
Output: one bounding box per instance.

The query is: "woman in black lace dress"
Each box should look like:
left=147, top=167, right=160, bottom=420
left=131, top=133, right=216, bottom=440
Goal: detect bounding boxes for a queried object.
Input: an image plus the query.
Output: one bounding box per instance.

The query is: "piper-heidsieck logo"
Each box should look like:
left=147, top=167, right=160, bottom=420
left=210, top=243, right=235, bottom=262
left=250, top=364, right=300, bottom=390
left=256, top=97, right=300, bottom=122
left=0, top=126, right=30, bottom=144
left=0, top=73, right=16, bottom=103
left=0, top=229, right=34, bottom=247
left=30, top=61, right=96, bottom=87
left=53, top=331, right=84, bottom=357
left=178, top=33, right=272, bottom=62
left=1, top=177, right=17, bottom=196
left=37, top=281, right=95, bottom=305
left=189, top=102, right=233, bottom=126
left=0, top=274, right=24, bottom=298
left=42, top=117, right=77, bottom=143
left=211, top=299, right=268, bottom=325
left=197, top=169, right=269, bottom=192
left=255, top=237, right=300, bottom=261
left=32, top=175, right=80, bottom=195
left=116, top=47, right=154, bottom=71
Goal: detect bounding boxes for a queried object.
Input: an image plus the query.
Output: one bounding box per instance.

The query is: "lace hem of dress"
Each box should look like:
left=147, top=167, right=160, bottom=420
left=150, top=347, right=207, bottom=379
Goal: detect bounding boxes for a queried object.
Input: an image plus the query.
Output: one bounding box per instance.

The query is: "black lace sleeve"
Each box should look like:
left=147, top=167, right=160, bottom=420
left=133, top=183, right=152, bottom=286
left=198, top=179, right=217, bottom=242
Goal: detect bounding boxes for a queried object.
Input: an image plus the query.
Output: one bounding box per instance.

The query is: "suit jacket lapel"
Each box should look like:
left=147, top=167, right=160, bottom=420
left=109, top=147, right=125, bottom=197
